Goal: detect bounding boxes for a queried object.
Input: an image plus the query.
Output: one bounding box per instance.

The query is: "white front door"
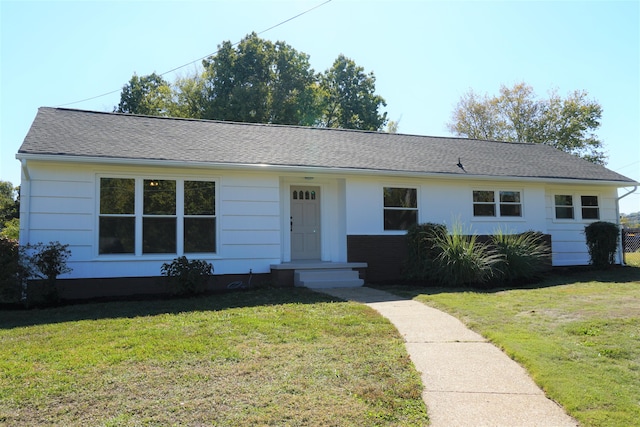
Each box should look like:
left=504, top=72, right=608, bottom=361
left=290, top=186, right=321, bottom=260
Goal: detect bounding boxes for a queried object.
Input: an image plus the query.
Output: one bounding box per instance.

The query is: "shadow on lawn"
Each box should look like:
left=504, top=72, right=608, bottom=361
left=373, top=265, right=640, bottom=300
left=0, top=287, right=336, bottom=330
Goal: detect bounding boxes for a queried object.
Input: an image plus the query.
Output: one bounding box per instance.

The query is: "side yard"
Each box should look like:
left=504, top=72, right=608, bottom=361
left=0, top=288, right=429, bottom=426
left=393, top=267, right=640, bottom=427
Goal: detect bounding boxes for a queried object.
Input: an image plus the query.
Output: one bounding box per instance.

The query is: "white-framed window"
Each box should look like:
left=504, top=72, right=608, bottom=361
left=99, top=177, right=216, bottom=255
left=581, top=196, right=600, bottom=220
left=554, top=194, right=599, bottom=220
left=554, top=195, right=574, bottom=219
left=472, top=190, right=522, bottom=217
left=383, top=187, right=418, bottom=230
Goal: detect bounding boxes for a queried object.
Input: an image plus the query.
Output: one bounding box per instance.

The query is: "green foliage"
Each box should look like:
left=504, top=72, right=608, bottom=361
left=0, top=240, right=71, bottom=305
left=0, top=218, right=19, bottom=240
left=0, top=181, right=19, bottom=233
left=431, top=222, right=502, bottom=287
left=0, top=237, right=22, bottom=303
left=492, top=230, right=550, bottom=283
left=319, top=54, right=388, bottom=130
left=404, top=223, right=447, bottom=280
left=114, top=34, right=388, bottom=131
left=585, top=221, right=620, bottom=269
left=23, top=241, right=72, bottom=304
left=115, top=72, right=174, bottom=116
left=448, top=82, right=606, bottom=164
left=161, top=256, right=213, bottom=296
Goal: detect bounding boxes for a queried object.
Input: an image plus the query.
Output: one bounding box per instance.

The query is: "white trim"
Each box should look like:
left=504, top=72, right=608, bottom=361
left=95, top=174, right=219, bottom=259
left=471, top=188, right=525, bottom=222
left=16, top=153, right=637, bottom=187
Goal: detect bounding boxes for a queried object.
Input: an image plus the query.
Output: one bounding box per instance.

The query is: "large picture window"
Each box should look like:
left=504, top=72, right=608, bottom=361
left=99, top=177, right=216, bottom=255
left=473, top=190, right=522, bottom=217
left=383, top=187, right=418, bottom=230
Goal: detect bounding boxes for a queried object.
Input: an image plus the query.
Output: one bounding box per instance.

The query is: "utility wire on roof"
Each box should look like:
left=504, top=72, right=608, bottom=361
left=56, top=0, right=333, bottom=108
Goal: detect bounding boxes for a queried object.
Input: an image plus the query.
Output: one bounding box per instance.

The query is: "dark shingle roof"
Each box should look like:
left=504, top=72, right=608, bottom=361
left=17, top=107, right=635, bottom=184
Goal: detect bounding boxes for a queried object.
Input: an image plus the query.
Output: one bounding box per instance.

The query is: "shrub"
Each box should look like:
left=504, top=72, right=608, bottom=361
left=492, top=230, right=550, bottom=283
left=161, top=256, right=214, bottom=296
left=24, top=241, right=72, bottom=303
left=0, top=236, right=22, bottom=303
left=585, top=221, right=620, bottom=269
left=431, top=222, right=502, bottom=287
left=404, top=222, right=447, bottom=280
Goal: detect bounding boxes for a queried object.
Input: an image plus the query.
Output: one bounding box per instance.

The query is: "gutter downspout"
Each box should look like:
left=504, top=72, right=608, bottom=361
left=616, top=185, right=638, bottom=266
left=19, top=159, right=31, bottom=246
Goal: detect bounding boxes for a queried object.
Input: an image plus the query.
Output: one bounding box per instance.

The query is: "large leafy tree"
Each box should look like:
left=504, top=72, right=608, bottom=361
left=201, top=33, right=320, bottom=125
left=115, top=72, right=174, bottom=116
left=448, top=83, right=606, bottom=164
left=115, top=34, right=387, bottom=131
left=319, top=54, right=387, bottom=131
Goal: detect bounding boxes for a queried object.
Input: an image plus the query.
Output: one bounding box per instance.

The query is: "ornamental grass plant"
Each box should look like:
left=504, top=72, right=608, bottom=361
left=491, top=229, right=551, bottom=284
left=431, top=221, right=502, bottom=287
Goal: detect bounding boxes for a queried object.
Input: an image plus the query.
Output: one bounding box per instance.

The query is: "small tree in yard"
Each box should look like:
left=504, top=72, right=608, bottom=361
left=585, top=221, right=620, bottom=269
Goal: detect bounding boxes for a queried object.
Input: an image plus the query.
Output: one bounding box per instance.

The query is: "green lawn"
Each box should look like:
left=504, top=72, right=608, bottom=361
left=0, top=288, right=429, bottom=426
left=383, top=266, right=640, bottom=427
left=625, top=251, right=640, bottom=267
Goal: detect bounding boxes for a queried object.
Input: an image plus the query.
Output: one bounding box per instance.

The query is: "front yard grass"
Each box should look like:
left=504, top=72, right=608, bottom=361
left=384, top=266, right=640, bottom=427
left=0, top=288, right=429, bottom=426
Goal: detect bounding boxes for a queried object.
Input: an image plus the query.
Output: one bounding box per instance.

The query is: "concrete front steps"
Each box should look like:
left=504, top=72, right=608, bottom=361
left=270, top=261, right=367, bottom=288
left=294, top=268, right=364, bottom=288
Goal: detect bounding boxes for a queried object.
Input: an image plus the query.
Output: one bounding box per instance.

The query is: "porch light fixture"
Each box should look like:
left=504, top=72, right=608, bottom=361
left=149, top=180, right=160, bottom=187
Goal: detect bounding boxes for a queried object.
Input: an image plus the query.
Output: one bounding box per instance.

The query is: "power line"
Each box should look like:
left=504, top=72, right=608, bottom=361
left=56, top=0, right=332, bottom=108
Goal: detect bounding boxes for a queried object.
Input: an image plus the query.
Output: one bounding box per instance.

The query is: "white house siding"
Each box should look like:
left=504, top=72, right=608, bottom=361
left=218, top=173, right=281, bottom=274
left=544, top=185, right=620, bottom=266
left=20, top=161, right=284, bottom=280
left=345, top=177, right=549, bottom=235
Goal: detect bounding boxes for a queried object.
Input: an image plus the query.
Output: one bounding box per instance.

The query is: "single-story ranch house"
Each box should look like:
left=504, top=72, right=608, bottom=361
left=16, top=107, right=637, bottom=299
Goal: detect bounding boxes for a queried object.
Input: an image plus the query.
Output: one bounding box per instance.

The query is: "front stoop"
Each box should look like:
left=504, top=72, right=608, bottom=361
left=271, top=262, right=367, bottom=288
left=294, top=268, right=364, bottom=288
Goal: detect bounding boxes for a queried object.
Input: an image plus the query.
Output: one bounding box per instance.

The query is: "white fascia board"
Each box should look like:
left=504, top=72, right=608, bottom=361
left=15, top=153, right=637, bottom=187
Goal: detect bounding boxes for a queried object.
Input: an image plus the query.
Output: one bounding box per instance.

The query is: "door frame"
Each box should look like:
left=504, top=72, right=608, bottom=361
left=289, top=185, right=321, bottom=260
left=282, top=181, right=327, bottom=263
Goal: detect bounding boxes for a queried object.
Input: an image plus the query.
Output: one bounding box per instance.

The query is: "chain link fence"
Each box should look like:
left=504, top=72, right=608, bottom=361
left=622, top=228, right=640, bottom=267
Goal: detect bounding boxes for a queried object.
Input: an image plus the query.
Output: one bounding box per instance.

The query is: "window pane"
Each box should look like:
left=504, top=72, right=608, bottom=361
left=582, top=207, right=600, bottom=220
left=185, top=181, right=215, bottom=215
left=384, top=188, right=417, bottom=208
left=581, top=196, right=598, bottom=207
left=143, top=218, right=176, bottom=253
left=384, top=209, right=417, bottom=230
left=473, top=191, right=494, bottom=203
left=185, top=218, right=216, bottom=253
left=555, top=206, right=574, bottom=219
left=555, top=195, right=573, bottom=206
left=100, top=178, right=134, bottom=214
left=99, top=217, right=135, bottom=254
left=500, top=204, right=522, bottom=217
left=473, top=204, right=495, bottom=216
left=144, top=180, right=176, bottom=215
left=500, top=191, right=520, bottom=203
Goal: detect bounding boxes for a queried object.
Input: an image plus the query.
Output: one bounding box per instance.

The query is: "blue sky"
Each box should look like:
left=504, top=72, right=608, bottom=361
left=1, top=0, right=638, bottom=213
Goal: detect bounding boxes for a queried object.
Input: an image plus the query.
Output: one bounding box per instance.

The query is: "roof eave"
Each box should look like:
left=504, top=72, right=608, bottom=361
left=16, top=153, right=637, bottom=187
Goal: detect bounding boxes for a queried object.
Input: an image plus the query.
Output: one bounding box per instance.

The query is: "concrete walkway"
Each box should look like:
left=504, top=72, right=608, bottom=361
left=317, top=287, right=578, bottom=427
